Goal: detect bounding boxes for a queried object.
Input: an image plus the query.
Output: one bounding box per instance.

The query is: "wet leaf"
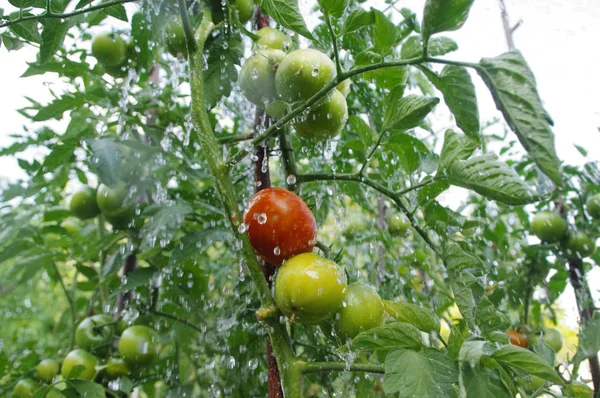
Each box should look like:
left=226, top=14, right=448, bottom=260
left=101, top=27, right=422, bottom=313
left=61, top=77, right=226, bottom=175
left=384, top=300, right=440, bottom=333
left=421, top=0, right=475, bottom=44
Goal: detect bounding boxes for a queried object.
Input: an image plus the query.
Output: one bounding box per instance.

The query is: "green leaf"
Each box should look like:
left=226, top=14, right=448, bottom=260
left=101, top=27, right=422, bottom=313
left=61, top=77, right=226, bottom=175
left=22, top=60, right=89, bottom=78
left=131, top=12, right=153, bottom=72
left=493, top=345, right=563, bottom=383
left=354, top=50, right=407, bottom=90
left=417, top=180, right=450, bottom=205
left=443, top=241, right=484, bottom=275
left=421, top=0, right=475, bottom=44
left=437, top=130, right=477, bottom=172
left=574, top=316, right=600, bottom=363
left=384, top=348, right=458, bottom=396
left=447, top=326, right=464, bottom=361
left=104, top=3, right=127, bottom=21
left=114, top=267, right=157, bottom=293
left=383, top=132, right=430, bottom=174
left=372, top=9, right=396, bottom=52
left=347, top=115, right=375, bottom=148
left=318, top=0, right=348, bottom=18
left=337, top=322, right=423, bottom=353
left=1, top=33, right=25, bottom=51
left=423, top=66, right=480, bottom=140
left=8, top=0, right=37, bottom=7
left=40, top=19, right=69, bottom=62
left=383, top=94, right=439, bottom=132
left=343, top=8, right=374, bottom=34
left=261, top=0, right=313, bottom=40
left=68, top=380, right=106, bottom=398
left=475, top=297, right=510, bottom=336
left=477, top=50, right=562, bottom=185
left=86, top=138, right=130, bottom=187
left=401, top=35, right=457, bottom=59
left=443, top=153, right=540, bottom=205
left=9, top=18, right=41, bottom=43
left=383, top=300, right=440, bottom=333
left=459, top=365, right=512, bottom=398
left=204, top=30, right=244, bottom=109
left=564, top=381, right=594, bottom=398
left=33, top=92, right=85, bottom=121
left=38, top=138, right=78, bottom=174
left=458, top=340, right=496, bottom=367
left=140, top=201, right=193, bottom=252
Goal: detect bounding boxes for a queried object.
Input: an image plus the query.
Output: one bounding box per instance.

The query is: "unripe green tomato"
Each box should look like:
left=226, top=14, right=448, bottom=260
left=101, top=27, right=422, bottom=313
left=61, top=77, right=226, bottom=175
left=342, top=221, right=367, bottom=240
left=35, top=359, right=60, bottom=382
left=587, top=194, right=600, bottom=219
left=45, top=388, right=65, bottom=398
left=530, top=328, right=564, bottom=353
left=69, top=187, right=100, bottom=220
left=92, top=34, right=127, bottom=67
left=104, top=41, right=135, bottom=78
left=235, top=0, right=254, bottom=22
left=96, top=183, right=137, bottom=229
left=61, top=217, right=80, bottom=234
left=256, top=27, right=290, bottom=50
left=294, top=89, right=348, bottom=140
left=239, top=49, right=286, bottom=108
left=334, top=283, right=385, bottom=340
left=274, top=253, right=347, bottom=324
left=165, top=17, right=187, bottom=57
left=61, top=349, right=98, bottom=380
left=565, top=231, right=596, bottom=258
left=336, top=78, right=352, bottom=97
left=118, top=325, right=160, bottom=367
left=275, top=49, right=337, bottom=102
left=75, top=314, right=115, bottom=356
left=530, top=211, right=567, bottom=242
left=387, top=213, right=410, bottom=236
left=12, top=378, right=39, bottom=398
left=105, top=357, right=131, bottom=378
left=519, top=375, right=546, bottom=394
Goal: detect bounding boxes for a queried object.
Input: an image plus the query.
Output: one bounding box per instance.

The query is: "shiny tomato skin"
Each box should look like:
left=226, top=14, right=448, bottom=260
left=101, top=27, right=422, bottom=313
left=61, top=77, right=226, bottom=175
left=507, top=330, right=528, bottom=348
left=243, top=187, right=316, bottom=266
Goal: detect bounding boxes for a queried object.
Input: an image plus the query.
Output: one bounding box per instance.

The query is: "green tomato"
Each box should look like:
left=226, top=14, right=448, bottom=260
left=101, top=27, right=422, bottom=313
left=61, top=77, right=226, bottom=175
left=118, top=325, right=160, bottom=367
left=12, top=378, right=39, bottom=398
left=387, top=213, right=410, bottom=236
left=104, top=40, right=135, bottom=78
left=105, top=357, right=130, bottom=379
left=256, top=27, right=290, bottom=50
left=35, top=359, right=60, bottom=382
left=61, top=218, right=80, bottom=234
left=274, top=253, right=347, bottom=325
left=519, top=375, right=546, bottom=394
left=275, top=49, right=337, bottom=102
left=342, top=221, right=367, bottom=240
left=209, top=0, right=253, bottom=23
left=530, top=211, right=567, bottom=242
left=96, top=183, right=137, bottom=228
left=336, top=78, right=352, bottom=97
left=92, top=33, right=127, bottom=67
left=587, top=194, right=600, bottom=219
left=61, top=349, right=98, bottom=380
left=334, top=283, right=385, bottom=340
left=530, top=328, right=564, bottom=353
left=69, top=187, right=100, bottom=220
left=239, top=49, right=286, bottom=108
left=165, top=17, right=187, bottom=57
left=294, top=89, right=348, bottom=141
left=565, top=231, right=596, bottom=258
left=75, top=314, right=115, bottom=356
left=45, top=388, right=65, bottom=398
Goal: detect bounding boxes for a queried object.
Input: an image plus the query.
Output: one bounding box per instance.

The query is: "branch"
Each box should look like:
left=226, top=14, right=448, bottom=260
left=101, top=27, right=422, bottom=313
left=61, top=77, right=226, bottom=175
left=148, top=309, right=203, bottom=333
left=52, top=262, right=77, bottom=349
left=0, top=0, right=139, bottom=28
left=323, top=12, right=342, bottom=76
left=299, top=361, right=385, bottom=374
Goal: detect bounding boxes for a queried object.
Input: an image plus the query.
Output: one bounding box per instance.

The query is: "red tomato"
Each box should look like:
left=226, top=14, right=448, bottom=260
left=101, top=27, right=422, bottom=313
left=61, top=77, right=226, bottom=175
left=507, top=330, right=528, bottom=348
left=243, top=187, right=317, bottom=266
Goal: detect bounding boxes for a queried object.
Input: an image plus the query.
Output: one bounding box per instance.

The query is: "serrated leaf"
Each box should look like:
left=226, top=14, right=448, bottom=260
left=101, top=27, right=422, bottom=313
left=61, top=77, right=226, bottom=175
left=372, top=9, right=396, bottom=52
left=104, top=3, right=127, bottom=21
left=402, top=35, right=457, bottom=59
left=383, top=132, right=430, bottom=174
left=574, top=316, right=600, bottom=363
left=421, top=0, right=475, bottom=44
left=383, top=94, right=439, bottom=131
left=423, top=66, right=480, bottom=140
left=131, top=12, right=153, bottom=72
left=437, top=130, right=477, bottom=172
left=337, top=322, right=423, bottom=353
left=204, top=30, right=244, bottom=109
left=384, top=348, right=458, bottom=396
left=443, top=241, right=484, bottom=275
left=69, top=380, right=106, bottom=398
left=33, top=92, right=85, bottom=121
left=458, top=340, right=496, bottom=367
left=443, top=153, right=540, bottom=205
left=140, top=202, right=193, bottom=252
left=493, top=345, right=563, bottom=384
left=38, top=138, right=78, bottom=174
left=343, top=8, right=374, bottom=34
left=22, top=60, right=89, bottom=78
left=86, top=138, right=129, bottom=187
left=447, top=326, right=464, bottom=361
left=475, top=297, right=510, bottom=336
left=450, top=270, right=484, bottom=327
left=40, top=19, right=69, bottom=62
left=261, top=0, right=313, bottom=40
left=459, top=365, right=512, bottom=398
left=384, top=300, right=440, bottom=333
left=354, top=50, right=407, bottom=90
left=8, top=0, right=37, bottom=7
left=477, top=50, right=562, bottom=185
left=318, top=0, right=348, bottom=18
left=347, top=115, right=375, bottom=148
left=9, top=18, right=41, bottom=43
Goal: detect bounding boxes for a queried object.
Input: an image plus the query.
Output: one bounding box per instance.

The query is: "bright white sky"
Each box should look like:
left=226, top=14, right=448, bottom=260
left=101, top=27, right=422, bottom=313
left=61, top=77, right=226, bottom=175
left=0, top=0, right=599, bottom=358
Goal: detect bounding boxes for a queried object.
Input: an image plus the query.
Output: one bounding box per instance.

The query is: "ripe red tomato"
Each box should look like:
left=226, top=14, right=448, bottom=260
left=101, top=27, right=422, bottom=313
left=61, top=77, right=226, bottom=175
left=507, top=330, right=528, bottom=348
left=243, top=187, right=316, bottom=266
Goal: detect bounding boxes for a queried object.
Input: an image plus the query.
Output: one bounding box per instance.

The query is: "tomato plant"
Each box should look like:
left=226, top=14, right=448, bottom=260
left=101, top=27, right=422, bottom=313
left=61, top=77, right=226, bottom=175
left=239, top=49, right=286, bottom=108
left=275, top=49, right=337, bottom=102
left=35, top=359, right=60, bottom=382
left=256, top=26, right=290, bottom=50
left=75, top=314, right=115, bottom=356
left=118, top=325, right=160, bottom=367
left=91, top=33, right=127, bottom=67
left=333, top=282, right=385, bottom=340
left=294, top=89, right=348, bottom=140
left=69, top=187, right=100, bottom=220
left=530, top=211, right=567, bottom=242
left=61, top=349, right=98, bottom=381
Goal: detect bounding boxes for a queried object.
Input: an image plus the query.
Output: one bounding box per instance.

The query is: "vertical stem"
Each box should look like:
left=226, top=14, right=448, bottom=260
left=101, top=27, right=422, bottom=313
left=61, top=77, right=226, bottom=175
left=279, top=127, right=298, bottom=191
left=498, top=0, right=516, bottom=50
left=323, top=12, right=342, bottom=76
left=374, top=196, right=386, bottom=286
left=115, top=252, right=138, bottom=317
left=52, top=262, right=77, bottom=349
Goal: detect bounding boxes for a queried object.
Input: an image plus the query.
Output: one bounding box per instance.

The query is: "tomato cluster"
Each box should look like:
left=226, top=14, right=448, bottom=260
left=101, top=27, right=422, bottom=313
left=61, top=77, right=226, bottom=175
left=244, top=187, right=385, bottom=338
left=239, top=29, right=349, bottom=141
left=530, top=210, right=596, bottom=259
left=507, top=327, right=564, bottom=353
left=13, top=318, right=159, bottom=397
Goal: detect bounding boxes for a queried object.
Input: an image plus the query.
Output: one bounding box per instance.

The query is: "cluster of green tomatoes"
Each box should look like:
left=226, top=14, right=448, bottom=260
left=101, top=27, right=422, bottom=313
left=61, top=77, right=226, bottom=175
left=12, top=316, right=159, bottom=398
left=243, top=187, right=385, bottom=341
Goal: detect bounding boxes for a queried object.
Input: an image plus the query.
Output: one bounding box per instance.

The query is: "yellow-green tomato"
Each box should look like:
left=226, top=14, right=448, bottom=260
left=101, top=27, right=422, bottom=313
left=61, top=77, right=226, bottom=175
left=75, top=314, right=115, bottom=356
left=275, top=49, right=336, bottom=102
left=274, top=253, right=347, bottom=324
left=165, top=17, right=187, bottom=57
left=35, top=359, right=60, bottom=382
left=530, top=328, right=564, bottom=353
left=105, top=357, right=130, bottom=378
left=12, top=378, right=38, bottom=398
left=565, top=231, right=596, bottom=258
left=45, top=388, right=65, bottom=398
left=336, top=78, right=352, bottom=97
left=256, top=27, right=290, bottom=50
left=235, top=0, right=254, bottom=22
left=334, top=283, right=385, bottom=340
left=92, top=33, right=127, bottom=67
left=294, top=89, right=348, bottom=140
left=587, top=194, right=600, bottom=219
left=239, top=49, right=286, bottom=108
left=387, top=213, right=410, bottom=236
left=61, top=349, right=98, bottom=380
left=69, top=187, right=100, bottom=220
left=520, top=375, right=546, bottom=394
left=530, top=211, right=567, bottom=242
left=118, top=325, right=160, bottom=367
left=96, top=183, right=136, bottom=228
